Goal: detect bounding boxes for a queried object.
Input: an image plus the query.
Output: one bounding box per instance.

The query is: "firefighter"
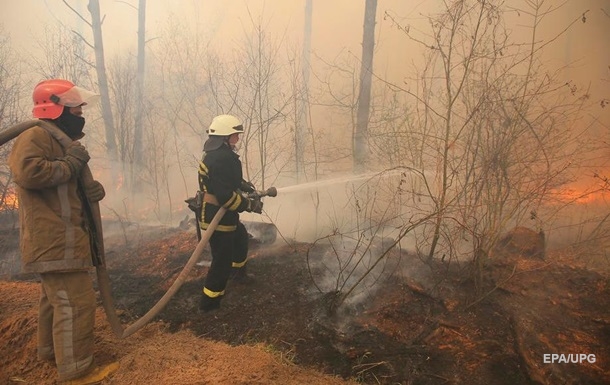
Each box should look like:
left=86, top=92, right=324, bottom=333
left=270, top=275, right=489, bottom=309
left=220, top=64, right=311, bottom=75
left=198, top=114, right=262, bottom=312
left=8, top=79, right=119, bottom=384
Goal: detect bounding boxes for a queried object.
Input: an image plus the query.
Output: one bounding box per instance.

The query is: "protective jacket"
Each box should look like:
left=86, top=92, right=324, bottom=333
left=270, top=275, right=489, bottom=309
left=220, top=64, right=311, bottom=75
left=8, top=124, right=93, bottom=273
left=198, top=142, right=249, bottom=232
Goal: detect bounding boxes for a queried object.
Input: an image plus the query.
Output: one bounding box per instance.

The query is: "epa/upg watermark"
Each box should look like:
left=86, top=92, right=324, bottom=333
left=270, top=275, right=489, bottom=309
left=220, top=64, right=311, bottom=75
left=543, top=354, right=596, bottom=364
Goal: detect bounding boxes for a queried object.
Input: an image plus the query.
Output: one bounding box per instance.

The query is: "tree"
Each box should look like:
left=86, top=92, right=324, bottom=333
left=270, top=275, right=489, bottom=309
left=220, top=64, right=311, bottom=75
left=87, top=0, right=118, bottom=160
left=133, top=0, right=147, bottom=173
left=110, top=0, right=149, bottom=193
left=354, top=0, right=377, bottom=172
left=0, top=28, right=25, bottom=218
left=32, top=24, right=91, bottom=85
left=295, top=0, right=313, bottom=182
left=229, top=11, right=294, bottom=189
left=62, top=0, right=118, bottom=161
left=383, top=0, right=592, bottom=294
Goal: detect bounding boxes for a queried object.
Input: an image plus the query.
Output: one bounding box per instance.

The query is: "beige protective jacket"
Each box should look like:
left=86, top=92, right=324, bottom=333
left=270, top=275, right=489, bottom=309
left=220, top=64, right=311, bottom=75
left=8, top=124, right=93, bottom=273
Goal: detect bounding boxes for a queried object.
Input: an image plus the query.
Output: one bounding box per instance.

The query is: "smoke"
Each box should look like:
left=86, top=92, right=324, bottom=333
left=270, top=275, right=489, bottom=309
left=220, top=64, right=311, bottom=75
left=0, top=248, right=20, bottom=279
left=541, top=198, right=610, bottom=263
left=260, top=169, right=426, bottom=243
left=247, top=169, right=429, bottom=310
left=305, top=233, right=400, bottom=304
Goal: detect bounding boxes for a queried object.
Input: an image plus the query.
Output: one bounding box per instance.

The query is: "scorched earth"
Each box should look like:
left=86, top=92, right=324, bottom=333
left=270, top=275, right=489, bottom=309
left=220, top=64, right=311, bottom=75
left=0, top=220, right=609, bottom=385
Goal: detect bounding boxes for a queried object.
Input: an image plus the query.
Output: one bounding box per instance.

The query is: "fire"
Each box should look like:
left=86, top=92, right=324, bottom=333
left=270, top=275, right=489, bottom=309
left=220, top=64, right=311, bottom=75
left=1, top=190, right=19, bottom=211
left=550, top=188, right=610, bottom=204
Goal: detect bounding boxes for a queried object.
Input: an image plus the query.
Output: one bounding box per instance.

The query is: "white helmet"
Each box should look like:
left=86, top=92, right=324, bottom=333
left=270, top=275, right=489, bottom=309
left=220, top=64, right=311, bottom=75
left=207, top=114, right=244, bottom=136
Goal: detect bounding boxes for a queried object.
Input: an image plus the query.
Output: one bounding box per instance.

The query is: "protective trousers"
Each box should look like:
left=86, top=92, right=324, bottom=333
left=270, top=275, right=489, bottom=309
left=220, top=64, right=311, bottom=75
left=202, top=222, right=248, bottom=300
left=38, top=271, right=96, bottom=381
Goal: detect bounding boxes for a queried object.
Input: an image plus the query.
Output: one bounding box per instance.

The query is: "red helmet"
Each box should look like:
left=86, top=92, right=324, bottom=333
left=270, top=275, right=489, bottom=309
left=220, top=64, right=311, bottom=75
left=32, top=79, right=98, bottom=119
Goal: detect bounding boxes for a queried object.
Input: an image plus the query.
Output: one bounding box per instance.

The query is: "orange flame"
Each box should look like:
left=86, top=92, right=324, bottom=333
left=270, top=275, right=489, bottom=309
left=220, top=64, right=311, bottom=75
left=1, top=190, right=19, bottom=211
left=550, top=188, right=610, bottom=204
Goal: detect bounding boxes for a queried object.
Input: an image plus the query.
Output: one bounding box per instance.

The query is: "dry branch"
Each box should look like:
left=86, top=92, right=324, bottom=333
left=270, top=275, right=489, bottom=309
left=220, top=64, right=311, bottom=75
left=510, top=315, right=547, bottom=385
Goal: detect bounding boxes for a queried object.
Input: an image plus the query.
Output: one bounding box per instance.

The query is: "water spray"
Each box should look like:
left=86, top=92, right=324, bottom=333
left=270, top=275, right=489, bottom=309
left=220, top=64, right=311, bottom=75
left=275, top=170, right=406, bottom=195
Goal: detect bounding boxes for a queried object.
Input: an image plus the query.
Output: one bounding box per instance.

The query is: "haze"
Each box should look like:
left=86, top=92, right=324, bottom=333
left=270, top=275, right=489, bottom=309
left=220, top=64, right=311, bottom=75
left=1, top=0, right=609, bottom=254
left=3, top=1, right=608, bottom=101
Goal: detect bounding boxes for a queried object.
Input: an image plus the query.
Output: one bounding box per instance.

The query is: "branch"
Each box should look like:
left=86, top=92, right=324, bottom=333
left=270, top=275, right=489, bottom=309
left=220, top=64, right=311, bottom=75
left=71, top=30, right=94, bottom=49
left=62, top=0, right=92, bottom=27
left=115, top=0, right=137, bottom=11
left=74, top=52, right=96, bottom=68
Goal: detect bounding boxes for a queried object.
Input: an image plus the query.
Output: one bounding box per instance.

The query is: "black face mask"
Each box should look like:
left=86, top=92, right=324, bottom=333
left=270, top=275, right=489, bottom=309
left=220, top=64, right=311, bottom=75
left=54, top=107, right=86, bottom=139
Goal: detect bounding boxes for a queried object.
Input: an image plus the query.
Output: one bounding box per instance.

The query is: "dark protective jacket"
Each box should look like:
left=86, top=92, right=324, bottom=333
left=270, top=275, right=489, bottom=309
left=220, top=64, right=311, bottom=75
left=198, top=142, right=249, bottom=231
left=8, top=124, right=93, bottom=273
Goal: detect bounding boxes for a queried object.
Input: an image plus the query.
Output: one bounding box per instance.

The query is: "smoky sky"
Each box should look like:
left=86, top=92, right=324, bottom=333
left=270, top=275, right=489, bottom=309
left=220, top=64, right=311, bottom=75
left=3, top=0, right=608, bottom=104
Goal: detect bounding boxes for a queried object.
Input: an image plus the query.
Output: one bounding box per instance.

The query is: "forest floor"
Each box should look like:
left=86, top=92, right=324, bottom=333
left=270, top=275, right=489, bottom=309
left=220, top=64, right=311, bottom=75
left=1, top=219, right=609, bottom=385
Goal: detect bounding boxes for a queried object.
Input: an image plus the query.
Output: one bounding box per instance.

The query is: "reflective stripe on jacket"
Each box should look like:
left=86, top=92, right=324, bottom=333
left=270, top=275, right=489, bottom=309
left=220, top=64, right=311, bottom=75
left=198, top=143, right=249, bottom=232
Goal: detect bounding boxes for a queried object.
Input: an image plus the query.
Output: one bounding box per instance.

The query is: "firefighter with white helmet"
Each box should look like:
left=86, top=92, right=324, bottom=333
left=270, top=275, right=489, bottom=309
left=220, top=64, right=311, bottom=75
left=8, top=79, right=118, bottom=383
left=197, top=114, right=261, bottom=312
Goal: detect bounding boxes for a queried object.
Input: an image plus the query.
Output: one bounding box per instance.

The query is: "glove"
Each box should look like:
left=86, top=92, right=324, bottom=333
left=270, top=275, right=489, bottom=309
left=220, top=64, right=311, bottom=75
left=85, top=180, right=106, bottom=202
left=64, top=141, right=90, bottom=175
left=247, top=198, right=263, bottom=214
left=240, top=180, right=255, bottom=193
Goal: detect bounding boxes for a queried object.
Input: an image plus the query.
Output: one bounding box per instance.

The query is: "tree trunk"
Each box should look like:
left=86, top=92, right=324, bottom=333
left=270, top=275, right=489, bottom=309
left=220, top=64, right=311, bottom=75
left=354, top=0, right=377, bottom=172
left=296, top=0, right=312, bottom=183
left=88, top=0, right=117, bottom=161
left=134, top=0, right=146, bottom=165
left=132, top=0, right=146, bottom=189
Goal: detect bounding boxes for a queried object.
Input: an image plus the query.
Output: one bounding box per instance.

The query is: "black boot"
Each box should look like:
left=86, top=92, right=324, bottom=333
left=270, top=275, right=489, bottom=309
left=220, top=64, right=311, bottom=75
left=199, top=294, right=222, bottom=312
left=231, top=265, right=256, bottom=284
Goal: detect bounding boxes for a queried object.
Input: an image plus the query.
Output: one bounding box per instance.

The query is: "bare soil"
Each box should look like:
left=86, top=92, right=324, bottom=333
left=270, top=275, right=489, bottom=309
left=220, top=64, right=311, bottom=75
left=1, top=221, right=609, bottom=385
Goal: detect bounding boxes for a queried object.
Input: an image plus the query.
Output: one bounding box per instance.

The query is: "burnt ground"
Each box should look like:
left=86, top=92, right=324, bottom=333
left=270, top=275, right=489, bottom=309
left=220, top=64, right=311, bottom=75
left=1, top=219, right=610, bottom=385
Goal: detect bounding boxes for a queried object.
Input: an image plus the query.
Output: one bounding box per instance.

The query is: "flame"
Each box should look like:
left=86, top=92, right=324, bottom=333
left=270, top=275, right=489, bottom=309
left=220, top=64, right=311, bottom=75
left=550, top=188, right=610, bottom=204
left=1, top=190, right=19, bottom=211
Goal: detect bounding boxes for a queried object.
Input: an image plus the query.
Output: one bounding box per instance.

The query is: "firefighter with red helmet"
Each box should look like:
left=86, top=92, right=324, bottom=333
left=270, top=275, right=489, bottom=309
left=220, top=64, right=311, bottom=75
left=198, top=114, right=262, bottom=312
left=8, top=79, right=119, bottom=383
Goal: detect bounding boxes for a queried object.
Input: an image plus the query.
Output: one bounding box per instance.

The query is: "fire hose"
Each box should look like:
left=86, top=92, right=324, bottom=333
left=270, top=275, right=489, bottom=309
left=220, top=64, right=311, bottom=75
left=1, top=120, right=276, bottom=339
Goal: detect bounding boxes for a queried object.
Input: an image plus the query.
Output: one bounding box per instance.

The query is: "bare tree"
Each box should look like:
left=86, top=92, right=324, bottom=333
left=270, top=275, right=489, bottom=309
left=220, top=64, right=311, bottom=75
left=0, top=28, right=25, bottom=218
left=133, top=0, right=147, bottom=172
left=86, top=0, right=118, bottom=160
left=152, top=14, right=214, bottom=137
left=308, top=51, right=363, bottom=172
left=382, top=0, right=592, bottom=294
left=62, top=0, right=118, bottom=161
left=229, top=11, right=294, bottom=189
left=111, top=0, right=149, bottom=192
left=295, top=0, right=313, bottom=182
left=107, top=55, right=136, bottom=166
left=32, top=24, right=91, bottom=85
left=354, top=0, right=377, bottom=172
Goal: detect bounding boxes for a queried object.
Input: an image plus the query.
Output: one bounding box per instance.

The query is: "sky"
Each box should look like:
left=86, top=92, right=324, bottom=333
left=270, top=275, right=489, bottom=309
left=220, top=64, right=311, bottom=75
left=2, top=0, right=608, bottom=101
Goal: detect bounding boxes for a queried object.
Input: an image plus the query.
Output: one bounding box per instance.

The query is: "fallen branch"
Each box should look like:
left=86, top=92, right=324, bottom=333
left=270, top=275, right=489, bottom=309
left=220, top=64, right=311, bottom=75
left=353, top=360, right=388, bottom=376
left=421, top=372, right=450, bottom=383
left=510, top=315, right=547, bottom=385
